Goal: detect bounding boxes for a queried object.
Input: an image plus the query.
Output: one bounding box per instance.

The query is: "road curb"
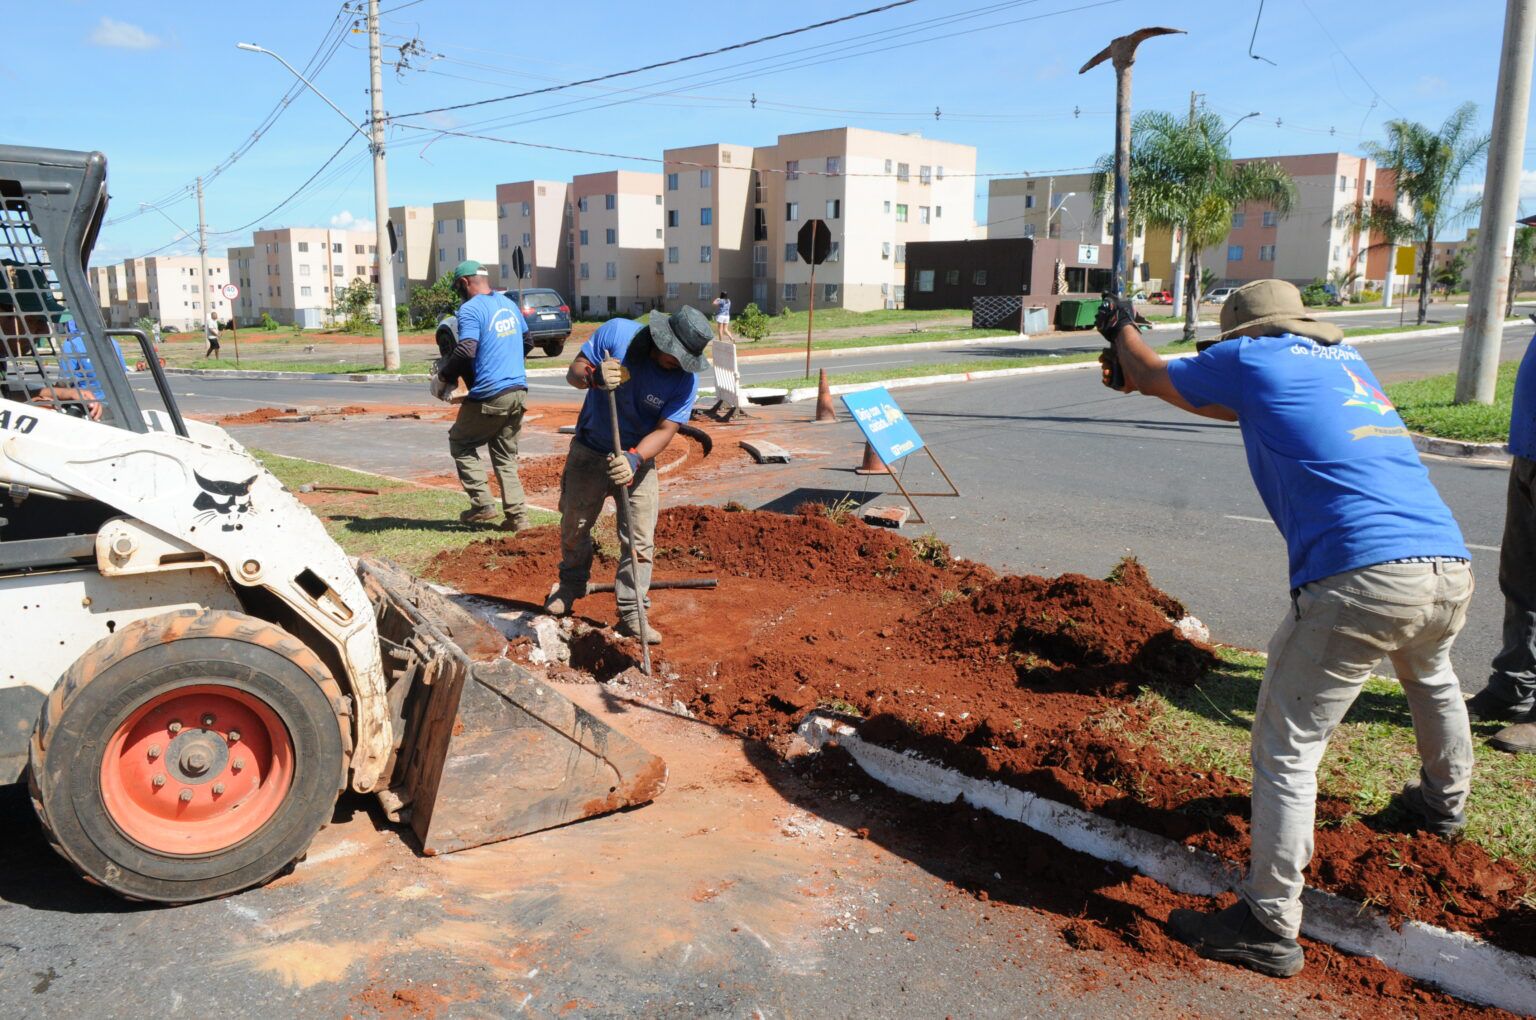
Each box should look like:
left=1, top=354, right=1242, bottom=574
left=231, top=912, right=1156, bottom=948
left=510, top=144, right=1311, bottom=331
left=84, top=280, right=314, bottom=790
left=162, top=365, right=572, bottom=383
left=798, top=712, right=1536, bottom=1015
left=1410, top=433, right=1512, bottom=462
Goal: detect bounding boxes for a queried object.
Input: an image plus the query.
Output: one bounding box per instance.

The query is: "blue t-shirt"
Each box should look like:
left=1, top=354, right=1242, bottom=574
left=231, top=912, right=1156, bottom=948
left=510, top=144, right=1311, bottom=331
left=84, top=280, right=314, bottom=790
left=60, top=333, right=128, bottom=399
left=1511, top=337, right=1536, bottom=460
left=457, top=291, right=528, bottom=401
left=574, top=318, right=698, bottom=454
left=1167, top=334, right=1469, bottom=588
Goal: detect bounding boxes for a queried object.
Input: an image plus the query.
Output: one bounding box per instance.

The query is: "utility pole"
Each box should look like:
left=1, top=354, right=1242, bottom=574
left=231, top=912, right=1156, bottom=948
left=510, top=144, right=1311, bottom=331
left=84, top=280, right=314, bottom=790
left=1457, top=0, right=1536, bottom=404
left=196, top=176, right=211, bottom=345
left=368, top=0, right=401, bottom=370
left=1044, top=177, right=1053, bottom=239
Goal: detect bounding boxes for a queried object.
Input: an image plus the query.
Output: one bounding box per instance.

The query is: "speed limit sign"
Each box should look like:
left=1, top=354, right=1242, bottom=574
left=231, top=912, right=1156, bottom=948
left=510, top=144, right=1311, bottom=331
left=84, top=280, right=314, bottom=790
left=221, top=283, right=239, bottom=300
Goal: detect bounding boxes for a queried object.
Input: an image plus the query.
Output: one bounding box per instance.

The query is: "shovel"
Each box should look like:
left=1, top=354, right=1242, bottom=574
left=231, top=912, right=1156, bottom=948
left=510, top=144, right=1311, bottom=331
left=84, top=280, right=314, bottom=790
left=606, top=387, right=653, bottom=676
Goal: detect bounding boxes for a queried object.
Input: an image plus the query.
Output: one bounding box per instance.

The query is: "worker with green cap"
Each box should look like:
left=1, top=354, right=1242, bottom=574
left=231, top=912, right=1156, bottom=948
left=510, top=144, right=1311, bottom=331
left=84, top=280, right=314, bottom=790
left=431, top=259, right=531, bottom=528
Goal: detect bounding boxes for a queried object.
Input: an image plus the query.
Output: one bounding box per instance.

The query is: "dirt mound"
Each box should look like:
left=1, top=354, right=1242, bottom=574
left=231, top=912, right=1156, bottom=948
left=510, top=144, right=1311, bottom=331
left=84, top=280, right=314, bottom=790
left=220, top=406, right=293, bottom=425
left=426, top=505, right=1534, bottom=959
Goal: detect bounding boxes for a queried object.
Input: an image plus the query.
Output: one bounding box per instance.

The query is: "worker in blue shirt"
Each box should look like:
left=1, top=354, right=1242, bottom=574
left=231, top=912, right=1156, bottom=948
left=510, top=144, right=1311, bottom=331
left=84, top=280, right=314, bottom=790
left=431, top=260, right=530, bottom=528
left=1097, top=279, right=1473, bottom=980
left=1469, top=324, right=1536, bottom=754
left=541, top=306, right=711, bottom=643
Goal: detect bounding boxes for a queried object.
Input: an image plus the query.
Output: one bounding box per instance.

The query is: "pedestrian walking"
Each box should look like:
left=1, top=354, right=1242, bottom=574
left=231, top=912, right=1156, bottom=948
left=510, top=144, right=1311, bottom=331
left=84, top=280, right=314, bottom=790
left=712, top=292, right=739, bottom=342
left=541, top=306, right=712, bottom=643
left=1097, top=279, right=1475, bottom=979
left=430, top=260, right=531, bottom=529
left=204, top=313, right=221, bottom=359
left=1466, top=325, right=1536, bottom=754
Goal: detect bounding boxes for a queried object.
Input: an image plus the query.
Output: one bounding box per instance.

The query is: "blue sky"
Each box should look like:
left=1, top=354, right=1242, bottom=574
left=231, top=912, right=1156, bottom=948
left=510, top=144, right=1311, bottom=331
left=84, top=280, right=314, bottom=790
left=8, top=1, right=1525, bottom=264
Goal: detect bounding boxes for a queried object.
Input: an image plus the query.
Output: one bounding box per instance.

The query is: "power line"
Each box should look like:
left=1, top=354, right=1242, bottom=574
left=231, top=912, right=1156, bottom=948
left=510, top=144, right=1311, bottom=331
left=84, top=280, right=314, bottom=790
left=386, top=0, right=919, bottom=121
left=1296, top=0, right=1401, bottom=115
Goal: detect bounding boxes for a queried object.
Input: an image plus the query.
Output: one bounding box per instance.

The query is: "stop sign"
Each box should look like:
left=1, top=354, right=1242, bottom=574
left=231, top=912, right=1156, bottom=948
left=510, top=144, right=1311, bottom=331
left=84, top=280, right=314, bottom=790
left=796, top=219, right=832, bottom=266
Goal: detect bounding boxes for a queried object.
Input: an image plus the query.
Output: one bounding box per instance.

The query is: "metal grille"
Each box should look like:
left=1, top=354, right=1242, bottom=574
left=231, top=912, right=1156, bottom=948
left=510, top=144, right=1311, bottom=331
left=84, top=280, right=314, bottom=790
left=972, top=295, right=1023, bottom=331
left=0, top=191, right=116, bottom=422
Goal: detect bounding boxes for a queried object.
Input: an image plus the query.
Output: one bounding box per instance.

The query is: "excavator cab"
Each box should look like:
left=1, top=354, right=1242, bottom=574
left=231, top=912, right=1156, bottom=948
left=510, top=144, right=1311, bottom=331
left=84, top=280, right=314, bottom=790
left=1, top=145, right=664, bottom=903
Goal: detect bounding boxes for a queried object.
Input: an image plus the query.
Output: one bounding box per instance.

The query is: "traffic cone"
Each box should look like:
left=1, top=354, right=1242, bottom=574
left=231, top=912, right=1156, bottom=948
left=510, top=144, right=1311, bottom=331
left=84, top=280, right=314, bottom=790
left=812, top=368, right=837, bottom=423
left=853, top=441, right=889, bottom=475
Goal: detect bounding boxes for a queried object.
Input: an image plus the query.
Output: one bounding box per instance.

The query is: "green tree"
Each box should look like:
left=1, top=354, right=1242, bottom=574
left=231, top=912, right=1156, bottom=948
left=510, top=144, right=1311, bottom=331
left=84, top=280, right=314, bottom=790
left=1094, top=110, right=1297, bottom=341
left=1435, top=250, right=1468, bottom=294
left=259, top=311, right=279, bottom=331
left=1508, top=224, right=1536, bottom=316
left=734, top=302, right=771, bottom=342
left=333, top=278, right=377, bottom=332
left=1336, top=103, right=1490, bottom=325
left=409, top=274, right=459, bottom=325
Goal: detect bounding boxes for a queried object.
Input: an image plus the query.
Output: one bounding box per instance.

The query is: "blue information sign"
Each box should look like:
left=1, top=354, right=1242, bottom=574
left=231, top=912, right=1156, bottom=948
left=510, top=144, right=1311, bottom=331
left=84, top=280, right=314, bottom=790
left=841, top=386, right=925, bottom=465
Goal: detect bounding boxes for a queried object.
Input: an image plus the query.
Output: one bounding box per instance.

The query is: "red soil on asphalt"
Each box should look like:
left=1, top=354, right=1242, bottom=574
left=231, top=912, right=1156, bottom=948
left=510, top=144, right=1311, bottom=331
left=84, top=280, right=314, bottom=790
left=429, top=505, right=1534, bottom=967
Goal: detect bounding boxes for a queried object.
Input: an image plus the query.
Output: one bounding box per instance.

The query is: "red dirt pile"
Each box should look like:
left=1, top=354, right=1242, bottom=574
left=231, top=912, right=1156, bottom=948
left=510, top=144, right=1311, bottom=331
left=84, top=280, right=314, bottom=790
left=428, top=505, right=1534, bottom=960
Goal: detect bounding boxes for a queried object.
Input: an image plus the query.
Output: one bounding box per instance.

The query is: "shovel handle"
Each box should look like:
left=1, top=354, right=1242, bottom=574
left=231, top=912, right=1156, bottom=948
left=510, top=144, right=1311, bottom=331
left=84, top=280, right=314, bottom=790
left=605, top=387, right=653, bottom=675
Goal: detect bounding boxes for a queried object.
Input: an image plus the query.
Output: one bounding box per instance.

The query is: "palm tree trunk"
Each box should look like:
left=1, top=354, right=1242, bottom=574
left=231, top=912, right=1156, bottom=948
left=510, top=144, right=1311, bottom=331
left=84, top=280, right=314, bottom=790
left=1183, top=249, right=1202, bottom=342
left=1416, top=232, right=1433, bottom=326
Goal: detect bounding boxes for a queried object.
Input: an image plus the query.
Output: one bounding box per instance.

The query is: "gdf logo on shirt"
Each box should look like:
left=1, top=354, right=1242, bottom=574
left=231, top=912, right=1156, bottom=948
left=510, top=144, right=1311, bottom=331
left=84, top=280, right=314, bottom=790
left=491, top=308, right=519, bottom=338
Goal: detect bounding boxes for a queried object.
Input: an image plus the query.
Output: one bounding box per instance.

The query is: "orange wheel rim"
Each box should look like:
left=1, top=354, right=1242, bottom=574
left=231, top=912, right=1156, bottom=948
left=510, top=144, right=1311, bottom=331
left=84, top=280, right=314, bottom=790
left=99, top=684, right=295, bottom=855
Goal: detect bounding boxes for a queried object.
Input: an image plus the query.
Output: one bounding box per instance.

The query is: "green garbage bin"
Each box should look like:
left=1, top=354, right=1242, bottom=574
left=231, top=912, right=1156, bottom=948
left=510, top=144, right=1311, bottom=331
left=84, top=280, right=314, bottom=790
left=1055, top=299, right=1098, bottom=330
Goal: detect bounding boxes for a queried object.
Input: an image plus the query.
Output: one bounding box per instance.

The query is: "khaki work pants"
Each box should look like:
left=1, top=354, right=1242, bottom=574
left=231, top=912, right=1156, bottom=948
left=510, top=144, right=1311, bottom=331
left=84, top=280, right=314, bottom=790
left=1241, top=559, right=1474, bottom=939
left=556, top=440, right=658, bottom=622
left=449, top=388, right=527, bottom=515
left=1486, top=456, right=1536, bottom=713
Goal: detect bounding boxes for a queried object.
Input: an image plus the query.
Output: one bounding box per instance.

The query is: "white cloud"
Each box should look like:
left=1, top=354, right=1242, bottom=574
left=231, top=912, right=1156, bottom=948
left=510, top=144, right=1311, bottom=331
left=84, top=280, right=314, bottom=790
left=329, top=210, right=375, bottom=232
left=88, top=17, right=161, bottom=50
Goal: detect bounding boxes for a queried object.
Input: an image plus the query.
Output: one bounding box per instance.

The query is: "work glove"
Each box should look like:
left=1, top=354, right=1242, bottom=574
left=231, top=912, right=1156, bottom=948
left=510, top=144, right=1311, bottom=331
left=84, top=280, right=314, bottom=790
left=429, top=375, right=452, bottom=402
left=596, top=356, right=626, bottom=391
left=606, top=451, right=641, bottom=487
left=1093, top=295, right=1148, bottom=343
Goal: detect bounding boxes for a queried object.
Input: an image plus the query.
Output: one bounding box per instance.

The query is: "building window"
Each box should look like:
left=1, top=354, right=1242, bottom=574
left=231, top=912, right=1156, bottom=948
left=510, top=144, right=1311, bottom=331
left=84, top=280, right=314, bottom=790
left=786, top=160, right=800, bottom=181
left=1228, top=245, right=1245, bottom=261
left=784, top=243, right=798, bottom=263
left=297, top=241, right=310, bottom=252
left=895, top=204, right=908, bottom=223
left=700, top=207, right=713, bottom=226
left=698, top=282, right=711, bottom=300
left=580, top=295, right=591, bottom=313
left=884, top=200, right=892, bottom=214
left=580, top=263, right=590, bottom=279
left=786, top=202, right=798, bottom=221
left=893, top=285, right=905, bottom=303
left=667, top=246, right=679, bottom=264
left=605, top=194, right=616, bottom=210
left=667, top=173, right=679, bottom=191
left=783, top=283, right=798, bottom=301
left=656, top=229, right=662, bottom=239
left=936, top=165, right=945, bottom=180
left=896, top=162, right=910, bottom=181
left=666, top=282, right=680, bottom=299
left=606, top=262, right=617, bottom=279
left=944, top=269, right=960, bottom=285
left=666, top=210, right=679, bottom=228
left=823, top=283, right=838, bottom=303
left=826, top=155, right=842, bottom=176
left=1339, top=175, right=1348, bottom=191
left=606, top=228, right=617, bottom=244
left=919, top=206, right=930, bottom=224
left=1232, top=211, right=1246, bottom=228
left=920, top=165, right=932, bottom=185
left=299, top=264, right=311, bottom=276
left=498, top=203, right=506, bottom=218
left=437, top=222, right=444, bottom=234
left=456, top=247, right=464, bottom=260
left=882, top=241, right=891, bottom=259
left=972, top=270, right=987, bottom=286
left=355, top=266, right=365, bottom=276
left=917, top=270, right=935, bottom=293
left=700, top=169, right=711, bottom=187
left=500, top=233, right=508, bottom=249
left=752, top=245, right=767, bottom=278
left=522, top=232, right=531, bottom=246
left=697, top=245, right=711, bottom=263
left=895, top=244, right=906, bottom=263
left=655, top=194, right=662, bottom=205
left=520, top=201, right=530, bottom=216
left=333, top=264, right=344, bottom=276
left=1259, top=244, right=1276, bottom=261
left=1366, top=179, right=1373, bottom=197
left=352, top=244, right=363, bottom=254
left=580, top=229, right=589, bottom=245
left=827, top=241, right=840, bottom=262
left=300, top=285, right=312, bottom=297
left=753, top=172, right=765, bottom=204
left=1025, top=194, right=1036, bottom=209
left=501, top=264, right=509, bottom=279
left=1262, top=210, right=1277, bottom=227
left=577, top=196, right=589, bottom=212
left=656, top=260, right=663, bottom=274
left=826, top=199, right=840, bottom=219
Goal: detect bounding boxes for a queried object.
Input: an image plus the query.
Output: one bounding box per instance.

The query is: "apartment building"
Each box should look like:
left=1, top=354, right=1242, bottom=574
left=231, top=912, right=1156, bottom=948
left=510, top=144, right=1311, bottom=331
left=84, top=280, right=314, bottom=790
left=226, top=245, right=258, bottom=324
left=570, top=170, right=664, bottom=316
left=113, top=258, right=149, bottom=327
left=494, top=181, right=572, bottom=296
left=387, top=205, right=435, bottom=304
left=139, top=256, right=231, bottom=332
left=660, top=143, right=755, bottom=312
left=431, top=200, right=496, bottom=284
left=987, top=173, right=1151, bottom=285
left=1203, top=152, right=1392, bottom=290
left=249, top=227, right=378, bottom=327
left=86, top=265, right=113, bottom=320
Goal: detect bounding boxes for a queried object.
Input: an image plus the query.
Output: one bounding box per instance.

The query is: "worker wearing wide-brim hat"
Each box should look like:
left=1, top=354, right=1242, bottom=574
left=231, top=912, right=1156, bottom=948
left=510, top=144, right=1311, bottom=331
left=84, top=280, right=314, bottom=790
left=542, top=305, right=712, bottom=643
left=1097, top=278, right=1473, bottom=980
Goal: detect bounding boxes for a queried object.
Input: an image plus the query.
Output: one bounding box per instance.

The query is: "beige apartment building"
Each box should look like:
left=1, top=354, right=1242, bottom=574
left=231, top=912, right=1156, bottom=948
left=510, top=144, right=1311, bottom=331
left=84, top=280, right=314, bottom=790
left=137, top=256, right=232, bottom=332
left=571, top=170, right=664, bottom=316
left=249, top=227, right=378, bottom=327
left=432, top=200, right=496, bottom=285
left=660, top=143, right=756, bottom=313
left=226, top=245, right=258, bottom=324
left=988, top=173, right=1151, bottom=286
left=387, top=205, right=435, bottom=306
left=112, top=258, right=150, bottom=327
left=495, top=181, right=572, bottom=297
left=86, top=265, right=114, bottom=320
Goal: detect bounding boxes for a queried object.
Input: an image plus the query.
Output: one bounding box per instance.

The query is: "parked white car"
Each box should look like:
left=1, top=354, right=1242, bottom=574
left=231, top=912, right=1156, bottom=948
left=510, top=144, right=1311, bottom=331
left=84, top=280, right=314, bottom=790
left=1202, top=286, right=1237, bottom=304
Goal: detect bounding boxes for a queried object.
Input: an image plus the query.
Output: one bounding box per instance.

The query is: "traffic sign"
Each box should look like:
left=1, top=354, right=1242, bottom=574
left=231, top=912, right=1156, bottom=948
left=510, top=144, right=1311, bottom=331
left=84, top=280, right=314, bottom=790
left=511, top=245, right=528, bottom=281
left=221, top=283, right=240, bottom=300
left=797, top=219, right=832, bottom=266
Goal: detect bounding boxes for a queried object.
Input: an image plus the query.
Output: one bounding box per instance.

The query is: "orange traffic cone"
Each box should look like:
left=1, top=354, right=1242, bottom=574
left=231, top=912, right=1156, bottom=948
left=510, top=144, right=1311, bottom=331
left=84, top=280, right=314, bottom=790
left=812, top=368, right=837, bottom=423
left=853, top=441, right=889, bottom=475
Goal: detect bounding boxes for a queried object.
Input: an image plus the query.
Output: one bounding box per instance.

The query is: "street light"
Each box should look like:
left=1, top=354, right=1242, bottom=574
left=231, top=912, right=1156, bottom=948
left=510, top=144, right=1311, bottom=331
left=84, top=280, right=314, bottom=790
left=1046, top=192, right=1076, bottom=239
left=1216, top=111, right=1261, bottom=144
left=236, top=43, right=370, bottom=143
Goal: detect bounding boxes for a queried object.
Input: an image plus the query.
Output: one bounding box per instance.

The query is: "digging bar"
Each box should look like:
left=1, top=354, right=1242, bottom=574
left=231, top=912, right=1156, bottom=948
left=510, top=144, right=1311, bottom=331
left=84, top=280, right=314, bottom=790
left=606, top=386, right=653, bottom=675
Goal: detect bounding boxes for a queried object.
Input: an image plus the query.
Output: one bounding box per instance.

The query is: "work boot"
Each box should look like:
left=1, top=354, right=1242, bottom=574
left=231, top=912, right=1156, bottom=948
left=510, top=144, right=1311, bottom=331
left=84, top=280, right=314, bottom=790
left=1488, top=717, right=1536, bottom=755
left=1168, top=901, right=1304, bottom=979
left=460, top=505, right=499, bottom=525
left=1464, top=686, right=1533, bottom=723
left=543, top=585, right=583, bottom=617
left=500, top=511, right=531, bottom=533
left=616, top=618, right=663, bottom=645
left=1396, top=777, right=1466, bottom=837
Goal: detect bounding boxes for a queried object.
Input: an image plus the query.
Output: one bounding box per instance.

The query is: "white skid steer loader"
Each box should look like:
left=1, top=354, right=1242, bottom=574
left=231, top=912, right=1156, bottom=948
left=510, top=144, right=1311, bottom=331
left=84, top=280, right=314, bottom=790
left=0, top=146, right=664, bottom=903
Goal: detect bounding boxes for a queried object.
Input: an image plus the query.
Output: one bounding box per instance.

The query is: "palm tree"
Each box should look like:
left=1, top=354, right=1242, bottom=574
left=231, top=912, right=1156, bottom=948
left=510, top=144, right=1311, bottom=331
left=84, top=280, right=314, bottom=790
left=1336, top=103, right=1489, bottom=325
left=1094, top=111, right=1297, bottom=341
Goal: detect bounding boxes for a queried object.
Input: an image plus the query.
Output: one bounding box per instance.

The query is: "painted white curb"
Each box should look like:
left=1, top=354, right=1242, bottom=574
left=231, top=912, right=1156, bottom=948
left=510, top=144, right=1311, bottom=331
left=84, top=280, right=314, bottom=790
left=799, top=713, right=1536, bottom=1015
left=1410, top=433, right=1512, bottom=462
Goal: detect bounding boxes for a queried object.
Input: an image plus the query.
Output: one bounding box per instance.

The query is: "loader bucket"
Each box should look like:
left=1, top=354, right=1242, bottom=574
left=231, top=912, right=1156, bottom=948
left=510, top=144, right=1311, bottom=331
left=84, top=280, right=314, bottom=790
left=357, top=557, right=667, bottom=855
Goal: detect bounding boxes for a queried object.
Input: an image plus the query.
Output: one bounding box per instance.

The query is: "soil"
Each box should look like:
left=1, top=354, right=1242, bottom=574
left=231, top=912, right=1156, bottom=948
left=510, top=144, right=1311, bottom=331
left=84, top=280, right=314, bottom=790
left=218, top=404, right=370, bottom=425
left=429, top=504, right=1535, bottom=963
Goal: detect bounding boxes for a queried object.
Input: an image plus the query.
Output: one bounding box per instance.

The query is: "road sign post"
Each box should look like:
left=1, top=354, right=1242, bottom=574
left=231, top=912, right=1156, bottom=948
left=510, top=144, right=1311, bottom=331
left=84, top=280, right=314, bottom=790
left=797, top=219, right=832, bottom=379
left=840, top=386, right=960, bottom=523
left=221, top=282, right=242, bottom=365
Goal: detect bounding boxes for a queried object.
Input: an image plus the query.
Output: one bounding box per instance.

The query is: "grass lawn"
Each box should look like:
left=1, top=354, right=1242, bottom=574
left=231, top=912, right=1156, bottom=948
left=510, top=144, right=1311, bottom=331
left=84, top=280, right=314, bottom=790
left=253, top=450, right=558, bottom=574
left=748, top=326, right=1014, bottom=357
left=1140, top=648, right=1536, bottom=871
left=180, top=359, right=417, bottom=374
left=763, top=306, right=969, bottom=335
left=1384, top=360, right=1517, bottom=444
left=1342, top=322, right=1451, bottom=339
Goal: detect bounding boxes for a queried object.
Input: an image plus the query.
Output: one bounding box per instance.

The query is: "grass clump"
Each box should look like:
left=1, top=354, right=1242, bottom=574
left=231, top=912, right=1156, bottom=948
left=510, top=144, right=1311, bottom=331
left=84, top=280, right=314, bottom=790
left=1384, top=360, right=1517, bottom=443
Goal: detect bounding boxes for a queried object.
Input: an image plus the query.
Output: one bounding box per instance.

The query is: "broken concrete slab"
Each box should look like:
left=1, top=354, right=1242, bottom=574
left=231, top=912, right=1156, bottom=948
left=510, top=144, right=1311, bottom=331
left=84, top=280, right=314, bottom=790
left=739, top=439, right=791, bottom=464
left=861, top=506, right=909, bottom=529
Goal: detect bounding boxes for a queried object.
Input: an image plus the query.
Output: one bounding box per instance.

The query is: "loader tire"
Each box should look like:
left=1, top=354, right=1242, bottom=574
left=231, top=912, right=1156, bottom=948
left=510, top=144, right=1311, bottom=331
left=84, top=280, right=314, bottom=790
left=28, top=610, right=346, bottom=903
